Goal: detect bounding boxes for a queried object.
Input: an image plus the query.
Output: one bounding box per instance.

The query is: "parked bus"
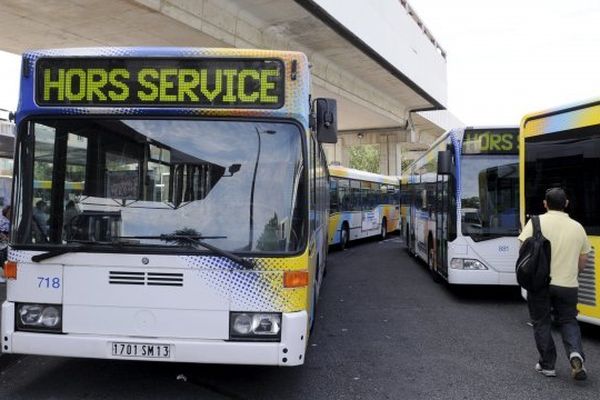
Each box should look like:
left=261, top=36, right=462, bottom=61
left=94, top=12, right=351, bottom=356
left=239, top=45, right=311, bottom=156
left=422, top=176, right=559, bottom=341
left=1, top=47, right=338, bottom=366
left=521, top=99, right=600, bottom=325
left=402, top=127, right=520, bottom=285
left=328, top=165, right=399, bottom=249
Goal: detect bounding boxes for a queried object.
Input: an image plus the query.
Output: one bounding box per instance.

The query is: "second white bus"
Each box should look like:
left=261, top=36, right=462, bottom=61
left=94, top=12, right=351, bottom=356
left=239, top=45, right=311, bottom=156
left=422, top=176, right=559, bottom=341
left=402, top=127, right=520, bottom=285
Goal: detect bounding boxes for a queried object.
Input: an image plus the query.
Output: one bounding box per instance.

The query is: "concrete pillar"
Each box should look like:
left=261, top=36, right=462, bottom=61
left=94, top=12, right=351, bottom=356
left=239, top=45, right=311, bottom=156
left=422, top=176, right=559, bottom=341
left=326, top=128, right=416, bottom=175
left=395, top=143, right=403, bottom=176
left=379, top=136, right=388, bottom=176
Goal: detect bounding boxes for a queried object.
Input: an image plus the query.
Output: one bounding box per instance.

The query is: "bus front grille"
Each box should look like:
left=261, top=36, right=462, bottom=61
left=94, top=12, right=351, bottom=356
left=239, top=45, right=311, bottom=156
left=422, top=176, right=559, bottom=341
left=578, top=248, right=596, bottom=306
left=109, top=271, right=184, bottom=287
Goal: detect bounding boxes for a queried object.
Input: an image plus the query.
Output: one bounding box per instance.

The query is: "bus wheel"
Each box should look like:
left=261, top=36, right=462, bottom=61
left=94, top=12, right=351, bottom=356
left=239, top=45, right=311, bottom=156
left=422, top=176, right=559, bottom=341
left=340, top=225, right=350, bottom=250
left=379, top=218, right=387, bottom=240
left=428, top=242, right=442, bottom=283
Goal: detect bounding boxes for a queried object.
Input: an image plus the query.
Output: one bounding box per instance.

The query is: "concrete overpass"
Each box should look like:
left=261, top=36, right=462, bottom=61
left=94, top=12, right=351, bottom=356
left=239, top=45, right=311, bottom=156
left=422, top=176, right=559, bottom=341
left=0, top=0, right=462, bottom=175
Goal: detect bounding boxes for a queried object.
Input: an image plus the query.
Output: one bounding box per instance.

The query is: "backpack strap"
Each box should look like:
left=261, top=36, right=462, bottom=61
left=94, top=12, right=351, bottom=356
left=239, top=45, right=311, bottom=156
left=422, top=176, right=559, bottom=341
left=531, top=215, right=541, bottom=238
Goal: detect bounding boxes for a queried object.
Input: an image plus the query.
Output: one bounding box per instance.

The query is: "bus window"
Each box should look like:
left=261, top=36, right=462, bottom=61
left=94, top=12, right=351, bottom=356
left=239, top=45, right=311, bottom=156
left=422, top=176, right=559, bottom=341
left=380, top=185, right=388, bottom=204
left=461, top=154, right=519, bottom=239
left=525, top=127, right=600, bottom=235
left=147, top=144, right=171, bottom=203
left=371, top=183, right=381, bottom=208
left=329, top=177, right=339, bottom=212
left=338, top=178, right=350, bottom=211
left=350, top=180, right=361, bottom=211
left=361, top=181, right=375, bottom=210
left=32, top=124, right=55, bottom=243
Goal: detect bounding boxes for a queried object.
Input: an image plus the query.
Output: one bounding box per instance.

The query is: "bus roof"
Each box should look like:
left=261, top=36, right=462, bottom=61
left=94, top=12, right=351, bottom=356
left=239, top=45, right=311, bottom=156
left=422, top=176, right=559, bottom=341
left=17, top=47, right=310, bottom=126
left=521, top=97, right=600, bottom=136
left=328, top=165, right=399, bottom=185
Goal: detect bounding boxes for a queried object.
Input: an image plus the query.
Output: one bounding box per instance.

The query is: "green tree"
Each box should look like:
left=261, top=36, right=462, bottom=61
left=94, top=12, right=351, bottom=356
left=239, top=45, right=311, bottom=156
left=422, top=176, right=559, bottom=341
left=349, top=144, right=380, bottom=173
left=462, top=196, right=480, bottom=209
left=401, top=158, right=412, bottom=174
left=34, top=161, right=53, bottom=181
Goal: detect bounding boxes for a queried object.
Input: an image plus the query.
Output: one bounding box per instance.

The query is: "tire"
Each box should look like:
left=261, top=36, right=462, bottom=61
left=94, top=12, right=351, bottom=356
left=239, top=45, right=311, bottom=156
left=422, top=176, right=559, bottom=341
left=428, top=241, right=443, bottom=283
left=380, top=218, right=387, bottom=240
left=340, top=225, right=350, bottom=250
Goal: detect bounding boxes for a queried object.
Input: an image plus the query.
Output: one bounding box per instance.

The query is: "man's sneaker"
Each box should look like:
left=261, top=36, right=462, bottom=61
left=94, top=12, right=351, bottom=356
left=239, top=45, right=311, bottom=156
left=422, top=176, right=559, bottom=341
left=535, top=363, right=557, bottom=377
left=569, top=352, right=587, bottom=381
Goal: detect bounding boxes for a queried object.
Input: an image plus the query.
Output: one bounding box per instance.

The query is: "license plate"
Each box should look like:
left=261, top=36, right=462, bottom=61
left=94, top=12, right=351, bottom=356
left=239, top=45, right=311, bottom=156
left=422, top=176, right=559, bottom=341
left=110, top=342, right=172, bottom=359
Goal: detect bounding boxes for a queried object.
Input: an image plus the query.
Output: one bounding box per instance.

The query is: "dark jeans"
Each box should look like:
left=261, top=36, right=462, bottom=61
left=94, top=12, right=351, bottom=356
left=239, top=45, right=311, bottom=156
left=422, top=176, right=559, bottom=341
left=527, top=285, right=584, bottom=369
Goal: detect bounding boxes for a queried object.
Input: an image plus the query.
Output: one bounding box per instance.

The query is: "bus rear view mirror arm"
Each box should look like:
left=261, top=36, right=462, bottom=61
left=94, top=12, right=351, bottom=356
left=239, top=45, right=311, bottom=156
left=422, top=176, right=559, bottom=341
left=437, top=150, right=453, bottom=175
left=223, top=163, right=242, bottom=177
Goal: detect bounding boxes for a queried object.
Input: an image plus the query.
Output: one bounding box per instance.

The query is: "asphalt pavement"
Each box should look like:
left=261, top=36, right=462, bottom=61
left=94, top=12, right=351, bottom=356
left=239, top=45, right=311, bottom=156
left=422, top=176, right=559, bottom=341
left=1, top=236, right=600, bottom=399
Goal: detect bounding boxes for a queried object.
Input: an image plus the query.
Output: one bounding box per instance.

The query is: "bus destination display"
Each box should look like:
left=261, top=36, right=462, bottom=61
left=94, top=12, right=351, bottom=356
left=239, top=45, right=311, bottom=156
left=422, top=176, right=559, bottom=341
left=462, top=129, right=519, bottom=154
left=36, top=58, right=284, bottom=108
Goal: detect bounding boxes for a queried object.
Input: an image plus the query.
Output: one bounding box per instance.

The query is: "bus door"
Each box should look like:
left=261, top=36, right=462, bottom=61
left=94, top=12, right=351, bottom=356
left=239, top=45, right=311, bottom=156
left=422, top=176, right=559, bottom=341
left=435, top=174, right=449, bottom=277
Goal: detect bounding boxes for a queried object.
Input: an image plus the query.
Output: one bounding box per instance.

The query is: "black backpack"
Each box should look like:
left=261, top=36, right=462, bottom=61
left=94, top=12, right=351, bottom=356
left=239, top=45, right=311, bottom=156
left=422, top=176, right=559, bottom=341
left=516, top=215, right=551, bottom=292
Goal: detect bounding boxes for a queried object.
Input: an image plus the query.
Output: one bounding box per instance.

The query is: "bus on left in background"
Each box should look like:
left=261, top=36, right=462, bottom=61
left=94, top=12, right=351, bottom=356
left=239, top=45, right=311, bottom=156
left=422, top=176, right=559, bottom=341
left=1, top=47, right=337, bottom=366
left=328, top=165, right=399, bottom=249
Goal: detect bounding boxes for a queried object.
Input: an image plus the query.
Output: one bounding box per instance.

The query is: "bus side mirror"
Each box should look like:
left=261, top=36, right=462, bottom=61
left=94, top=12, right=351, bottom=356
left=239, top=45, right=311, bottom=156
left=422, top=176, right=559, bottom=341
left=223, top=163, right=241, bottom=177
left=437, top=150, right=452, bottom=175
left=315, top=98, right=338, bottom=144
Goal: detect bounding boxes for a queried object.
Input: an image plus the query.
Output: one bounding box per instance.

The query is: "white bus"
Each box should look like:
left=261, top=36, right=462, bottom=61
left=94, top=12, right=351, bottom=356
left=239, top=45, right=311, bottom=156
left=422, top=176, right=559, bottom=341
left=1, top=47, right=337, bottom=366
left=402, top=127, right=520, bottom=285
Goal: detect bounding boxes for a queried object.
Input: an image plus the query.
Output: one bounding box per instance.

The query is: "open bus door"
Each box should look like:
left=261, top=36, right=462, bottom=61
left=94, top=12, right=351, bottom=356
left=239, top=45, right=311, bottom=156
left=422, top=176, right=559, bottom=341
left=435, top=149, right=452, bottom=278
left=435, top=173, right=449, bottom=278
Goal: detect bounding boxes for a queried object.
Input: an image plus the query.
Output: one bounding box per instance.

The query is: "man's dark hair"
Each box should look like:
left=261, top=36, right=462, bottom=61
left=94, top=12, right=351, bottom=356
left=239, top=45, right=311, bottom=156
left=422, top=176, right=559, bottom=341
left=545, top=187, right=567, bottom=210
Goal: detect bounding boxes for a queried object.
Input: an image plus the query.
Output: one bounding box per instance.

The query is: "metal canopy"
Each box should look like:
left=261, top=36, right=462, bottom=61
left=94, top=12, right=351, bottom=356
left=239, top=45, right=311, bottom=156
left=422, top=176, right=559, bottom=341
left=0, top=0, right=444, bottom=132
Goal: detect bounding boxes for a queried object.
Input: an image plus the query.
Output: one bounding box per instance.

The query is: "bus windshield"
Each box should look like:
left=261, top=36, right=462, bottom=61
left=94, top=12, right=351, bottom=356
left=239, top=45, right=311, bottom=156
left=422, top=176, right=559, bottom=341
left=524, top=127, right=600, bottom=235
left=460, top=155, right=519, bottom=240
left=15, top=119, right=306, bottom=254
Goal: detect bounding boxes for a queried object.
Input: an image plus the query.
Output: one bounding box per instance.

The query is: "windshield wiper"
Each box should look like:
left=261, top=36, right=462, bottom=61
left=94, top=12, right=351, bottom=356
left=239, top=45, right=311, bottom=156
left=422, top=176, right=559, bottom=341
left=31, top=235, right=253, bottom=269
left=468, top=232, right=513, bottom=242
left=31, top=239, right=126, bottom=262
left=163, top=234, right=253, bottom=270
left=32, top=242, right=89, bottom=262
left=116, top=234, right=254, bottom=270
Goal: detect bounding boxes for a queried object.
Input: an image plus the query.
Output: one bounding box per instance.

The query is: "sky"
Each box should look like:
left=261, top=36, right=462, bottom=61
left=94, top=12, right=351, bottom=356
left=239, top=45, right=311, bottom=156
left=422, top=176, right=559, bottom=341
left=0, top=50, right=19, bottom=115
left=2, top=1, right=600, bottom=126
left=410, top=0, right=600, bottom=126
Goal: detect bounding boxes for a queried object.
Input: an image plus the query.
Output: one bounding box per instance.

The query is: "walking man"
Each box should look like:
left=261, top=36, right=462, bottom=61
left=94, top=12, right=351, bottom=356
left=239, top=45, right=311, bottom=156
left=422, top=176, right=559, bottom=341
left=519, top=188, right=591, bottom=380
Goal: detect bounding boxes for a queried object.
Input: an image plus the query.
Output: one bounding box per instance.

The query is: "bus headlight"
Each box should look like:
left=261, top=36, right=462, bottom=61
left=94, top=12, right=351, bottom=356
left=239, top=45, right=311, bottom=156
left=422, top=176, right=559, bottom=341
left=229, top=312, right=281, bottom=341
left=16, top=303, right=63, bottom=332
left=450, top=258, right=488, bottom=270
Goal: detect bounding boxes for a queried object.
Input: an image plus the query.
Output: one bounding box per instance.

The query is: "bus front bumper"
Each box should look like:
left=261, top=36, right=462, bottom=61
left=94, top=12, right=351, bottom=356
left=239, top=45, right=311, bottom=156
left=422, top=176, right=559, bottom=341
left=1, top=302, right=307, bottom=367
left=448, top=269, right=517, bottom=285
